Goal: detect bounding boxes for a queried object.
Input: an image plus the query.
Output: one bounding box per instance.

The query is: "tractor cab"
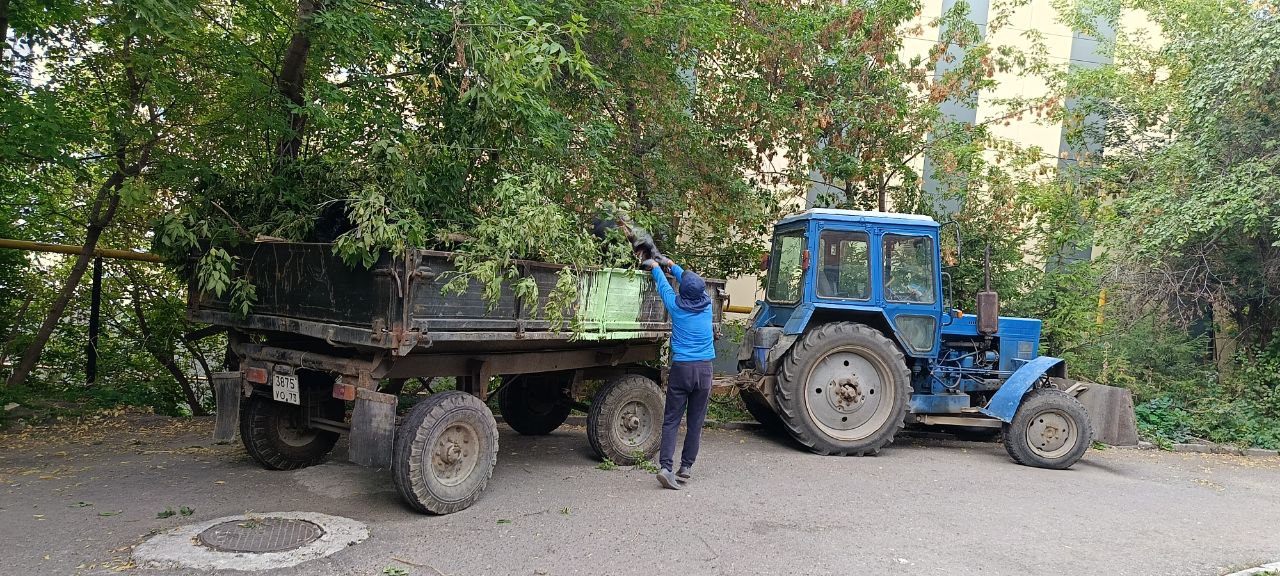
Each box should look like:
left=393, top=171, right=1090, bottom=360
left=756, top=209, right=945, bottom=358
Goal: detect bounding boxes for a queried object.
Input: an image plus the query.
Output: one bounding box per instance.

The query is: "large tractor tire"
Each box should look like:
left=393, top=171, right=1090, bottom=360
left=393, top=391, right=499, bottom=514
left=587, top=373, right=664, bottom=465
left=1003, top=388, right=1092, bottom=469
left=240, top=394, right=344, bottom=471
left=497, top=372, right=572, bottom=436
left=739, top=388, right=783, bottom=430
left=775, top=322, right=911, bottom=456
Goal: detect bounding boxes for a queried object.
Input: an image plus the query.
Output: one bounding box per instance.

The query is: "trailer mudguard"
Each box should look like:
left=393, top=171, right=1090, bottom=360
left=979, top=355, right=1066, bottom=423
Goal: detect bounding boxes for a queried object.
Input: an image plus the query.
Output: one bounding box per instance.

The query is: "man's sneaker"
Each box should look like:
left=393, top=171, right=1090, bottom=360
left=676, top=466, right=692, bottom=480
left=656, top=468, right=682, bottom=490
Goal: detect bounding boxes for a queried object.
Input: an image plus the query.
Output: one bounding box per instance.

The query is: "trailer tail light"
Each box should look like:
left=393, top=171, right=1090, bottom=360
left=333, top=381, right=357, bottom=401
left=244, top=366, right=268, bottom=384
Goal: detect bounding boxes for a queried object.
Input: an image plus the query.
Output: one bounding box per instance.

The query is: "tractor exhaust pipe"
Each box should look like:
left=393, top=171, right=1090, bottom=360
left=977, top=244, right=999, bottom=335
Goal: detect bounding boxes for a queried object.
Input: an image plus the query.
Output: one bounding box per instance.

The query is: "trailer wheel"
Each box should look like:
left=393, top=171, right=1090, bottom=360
left=498, top=373, right=572, bottom=435
left=775, top=322, right=911, bottom=456
left=1003, top=388, right=1092, bottom=469
left=240, top=395, right=343, bottom=471
left=587, top=374, right=663, bottom=465
left=393, top=390, right=498, bottom=514
left=739, top=388, right=782, bottom=430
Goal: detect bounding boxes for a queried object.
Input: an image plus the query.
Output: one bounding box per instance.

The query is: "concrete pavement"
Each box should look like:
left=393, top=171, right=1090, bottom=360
left=1, top=411, right=1278, bottom=576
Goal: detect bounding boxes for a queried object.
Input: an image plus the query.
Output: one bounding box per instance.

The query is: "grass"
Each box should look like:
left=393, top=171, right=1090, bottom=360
left=705, top=390, right=753, bottom=423
left=630, top=450, right=660, bottom=473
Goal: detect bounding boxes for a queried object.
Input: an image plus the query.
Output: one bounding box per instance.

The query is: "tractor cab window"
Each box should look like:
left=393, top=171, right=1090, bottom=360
left=817, top=230, right=870, bottom=300
left=882, top=234, right=936, bottom=305
left=766, top=230, right=806, bottom=303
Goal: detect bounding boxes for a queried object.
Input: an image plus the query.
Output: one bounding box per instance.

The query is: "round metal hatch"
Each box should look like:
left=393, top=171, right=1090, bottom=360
left=196, top=517, right=324, bottom=553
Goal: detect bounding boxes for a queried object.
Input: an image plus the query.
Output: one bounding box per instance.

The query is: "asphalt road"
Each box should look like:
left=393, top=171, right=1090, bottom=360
left=2, top=411, right=1278, bottom=576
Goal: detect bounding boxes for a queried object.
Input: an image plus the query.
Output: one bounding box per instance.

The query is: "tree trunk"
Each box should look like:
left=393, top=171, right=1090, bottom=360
left=624, top=96, right=652, bottom=209
left=124, top=278, right=208, bottom=416
left=5, top=175, right=126, bottom=388
left=1212, top=299, right=1238, bottom=383
left=274, top=0, right=322, bottom=165
left=182, top=339, right=215, bottom=385
left=155, top=350, right=207, bottom=416
left=1, top=0, right=10, bottom=68
left=0, top=285, right=36, bottom=370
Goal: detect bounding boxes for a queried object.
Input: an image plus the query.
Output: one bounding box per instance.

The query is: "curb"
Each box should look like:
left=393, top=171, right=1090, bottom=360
left=1223, top=561, right=1280, bottom=576
left=1102, top=441, right=1278, bottom=458
left=1168, top=443, right=1280, bottom=457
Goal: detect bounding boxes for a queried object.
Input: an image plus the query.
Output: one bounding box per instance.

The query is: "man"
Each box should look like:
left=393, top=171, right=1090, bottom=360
left=643, top=255, right=715, bottom=490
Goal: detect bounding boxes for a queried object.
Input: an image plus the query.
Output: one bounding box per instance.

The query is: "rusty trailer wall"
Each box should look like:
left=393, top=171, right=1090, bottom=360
left=189, top=242, right=724, bottom=355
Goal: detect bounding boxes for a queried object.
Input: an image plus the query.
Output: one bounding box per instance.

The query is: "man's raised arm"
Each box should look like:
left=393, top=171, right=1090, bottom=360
left=645, top=259, right=677, bottom=310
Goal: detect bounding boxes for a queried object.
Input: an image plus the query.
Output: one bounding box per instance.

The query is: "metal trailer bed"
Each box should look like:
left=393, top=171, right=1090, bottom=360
left=190, top=242, right=725, bottom=514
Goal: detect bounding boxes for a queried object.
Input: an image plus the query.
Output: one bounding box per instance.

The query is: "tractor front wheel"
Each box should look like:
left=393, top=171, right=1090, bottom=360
left=775, top=322, right=911, bottom=456
left=1003, top=388, right=1093, bottom=469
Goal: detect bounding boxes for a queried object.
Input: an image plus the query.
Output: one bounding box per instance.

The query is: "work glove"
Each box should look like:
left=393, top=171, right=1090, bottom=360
left=641, top=259, right=659, bottom=271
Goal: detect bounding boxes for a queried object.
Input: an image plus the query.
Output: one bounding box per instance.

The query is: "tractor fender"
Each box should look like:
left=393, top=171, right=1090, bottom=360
left=979, top=356, right=1067, bottom=423
left=765, top=334, right=800, bottom=373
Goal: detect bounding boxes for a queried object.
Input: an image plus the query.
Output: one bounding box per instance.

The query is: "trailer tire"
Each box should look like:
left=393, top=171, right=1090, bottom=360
left=393, top=390, right=498, bottom=514
left=1003, top=388, right=1092, bottom=470
left=587, top=374, right=663, bottom=465
left=775, top=322, right=910, bottom=456
left=240, top=395, right=343, bottom=471
left=498, top=373, right=572, bottom=435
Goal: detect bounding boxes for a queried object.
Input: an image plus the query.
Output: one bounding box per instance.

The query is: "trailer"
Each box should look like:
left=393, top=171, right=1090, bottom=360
left=190, top=242, right=725, bottom=514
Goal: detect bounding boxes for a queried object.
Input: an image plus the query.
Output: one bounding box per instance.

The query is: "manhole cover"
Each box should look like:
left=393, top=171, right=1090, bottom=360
left=197, top=518, right=324, bottom=553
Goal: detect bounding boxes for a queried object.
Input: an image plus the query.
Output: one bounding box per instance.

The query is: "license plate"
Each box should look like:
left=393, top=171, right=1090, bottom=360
left=272, top=373, right=300, bottom=405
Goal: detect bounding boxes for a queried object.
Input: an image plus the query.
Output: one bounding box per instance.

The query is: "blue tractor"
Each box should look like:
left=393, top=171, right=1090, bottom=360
left=736, top=209, right=1123, bottom=469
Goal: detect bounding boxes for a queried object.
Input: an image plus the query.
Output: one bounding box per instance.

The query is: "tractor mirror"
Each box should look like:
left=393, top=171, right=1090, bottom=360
left=801, top=249, right=811, bottom=271
left=759, top=253, right=770, bottom=271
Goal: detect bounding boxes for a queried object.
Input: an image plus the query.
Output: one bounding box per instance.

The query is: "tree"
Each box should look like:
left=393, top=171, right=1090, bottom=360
left=1057, top=0, right=1280, bottom=348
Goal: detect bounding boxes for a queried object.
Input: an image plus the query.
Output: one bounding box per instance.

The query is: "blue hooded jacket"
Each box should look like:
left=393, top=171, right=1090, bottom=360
left=650, top=263, right=715, bottom=362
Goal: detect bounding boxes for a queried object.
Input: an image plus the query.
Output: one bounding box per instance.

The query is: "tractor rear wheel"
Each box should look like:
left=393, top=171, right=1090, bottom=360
left=1003, top=388, right=1092, bottom=469
left=739, top=388, right=782, bottom=429
left=775, top=322, right=911, bottom=456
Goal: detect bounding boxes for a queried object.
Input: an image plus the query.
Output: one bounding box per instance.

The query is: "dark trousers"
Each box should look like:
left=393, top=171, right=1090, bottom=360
left=660, top=360, right=713, bottom=471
